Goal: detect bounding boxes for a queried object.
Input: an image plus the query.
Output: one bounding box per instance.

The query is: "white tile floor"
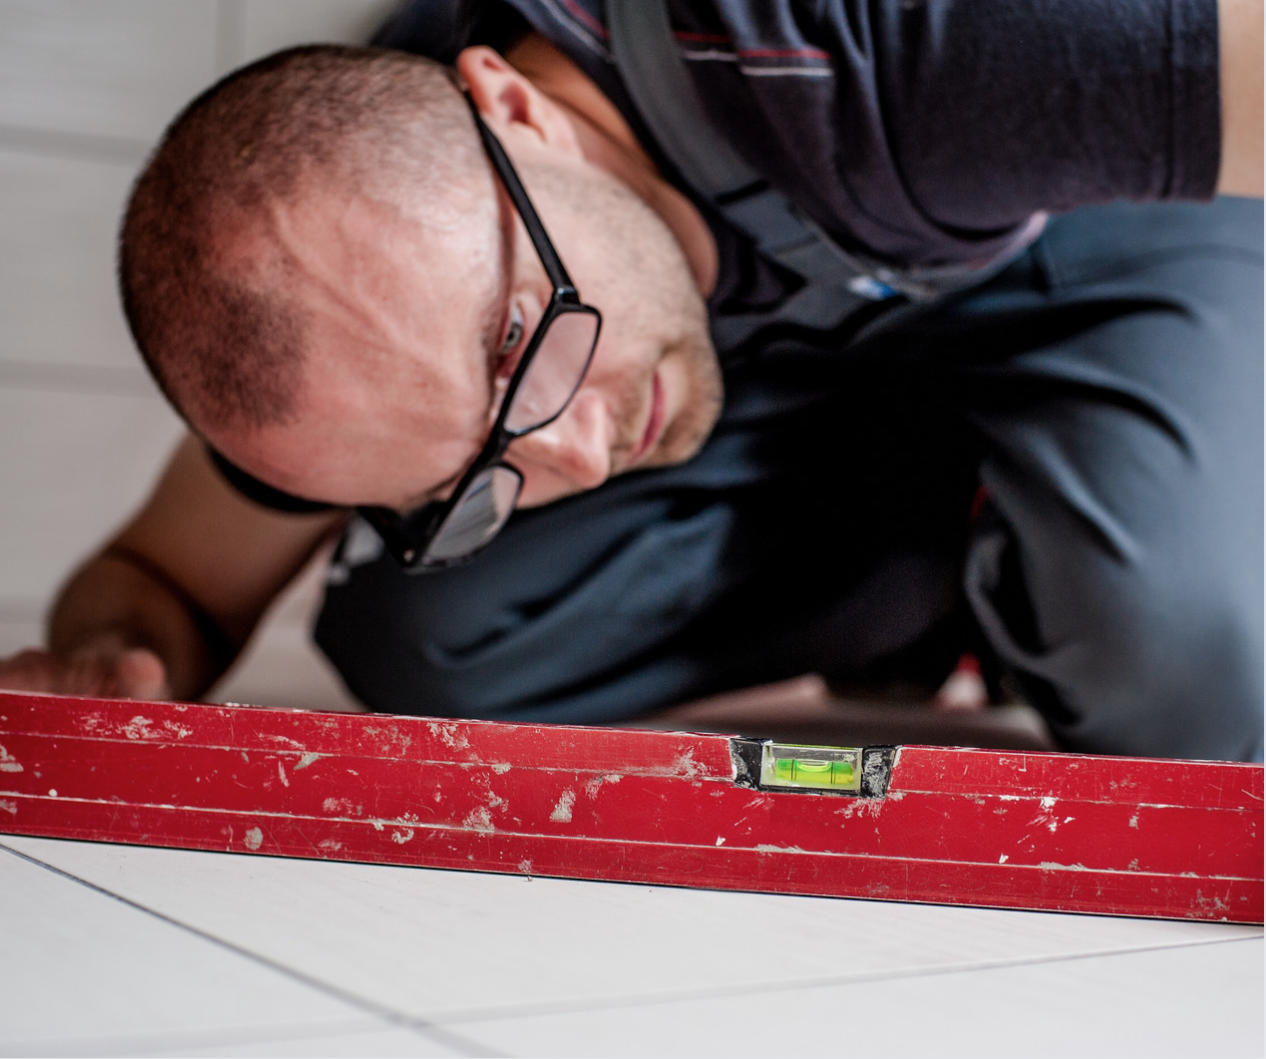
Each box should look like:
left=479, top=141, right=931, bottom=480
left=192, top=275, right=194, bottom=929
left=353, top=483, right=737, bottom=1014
left=0, top=3, right=1261, bottom=1057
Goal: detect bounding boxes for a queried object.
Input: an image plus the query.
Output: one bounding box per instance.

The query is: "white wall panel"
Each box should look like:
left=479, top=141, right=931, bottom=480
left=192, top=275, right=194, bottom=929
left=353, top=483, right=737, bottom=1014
left=0, top=0, right=220, bottom=146
left=0, top=387, right=181, bottom=604
left=238, top=0, right=398, bottom=64
left=0, top=148, right=144, bottom=373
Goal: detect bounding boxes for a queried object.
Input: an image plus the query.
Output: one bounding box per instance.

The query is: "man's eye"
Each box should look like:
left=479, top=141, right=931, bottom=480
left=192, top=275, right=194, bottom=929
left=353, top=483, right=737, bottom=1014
left=498, top=304, right=526, bottom=360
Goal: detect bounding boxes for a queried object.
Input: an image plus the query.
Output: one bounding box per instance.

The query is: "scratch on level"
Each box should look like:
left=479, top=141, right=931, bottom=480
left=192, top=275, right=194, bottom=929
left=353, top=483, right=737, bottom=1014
left=1038, top=861, right=1092, bottom=872
left=0, top=743, right=22, bottom=773
left=264, top=735, right=304, bottom=749
left=277, top=762, right=289, bottom=788
left=0, top=798, right=16, bottom=815
left=243, top=827, right=264, bottom=851
left=294, top=752, right=323, bottom=770
left=673, top=749, right=704, bottom=780
left=463, top=806, right=496, bottom=833
left=584, top=775, right=612, bottom=800
left=834, top=799, right=883, bottom=821
left=1193, top=889, right=1231, bottom=913
left=550, top=788, right=576, bottom=823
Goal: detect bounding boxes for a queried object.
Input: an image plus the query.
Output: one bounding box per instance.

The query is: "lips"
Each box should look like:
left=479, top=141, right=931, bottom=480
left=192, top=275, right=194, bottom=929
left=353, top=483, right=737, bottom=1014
left=628, top=370, right=664, bottom=467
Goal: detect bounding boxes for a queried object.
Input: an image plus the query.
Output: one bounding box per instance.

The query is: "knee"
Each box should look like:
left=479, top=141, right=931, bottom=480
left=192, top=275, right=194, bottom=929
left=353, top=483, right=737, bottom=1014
left=968, top=515, right=1263, bottom=760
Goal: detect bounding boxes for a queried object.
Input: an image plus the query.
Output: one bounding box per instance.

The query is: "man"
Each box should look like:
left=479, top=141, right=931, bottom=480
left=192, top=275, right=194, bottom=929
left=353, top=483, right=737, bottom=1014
left=1, top=0, right=1262, bottom=760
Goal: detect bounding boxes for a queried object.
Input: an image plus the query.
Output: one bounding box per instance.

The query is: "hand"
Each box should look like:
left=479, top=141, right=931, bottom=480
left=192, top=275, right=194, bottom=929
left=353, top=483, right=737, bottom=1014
left=0, top=646, right=170, bottom=700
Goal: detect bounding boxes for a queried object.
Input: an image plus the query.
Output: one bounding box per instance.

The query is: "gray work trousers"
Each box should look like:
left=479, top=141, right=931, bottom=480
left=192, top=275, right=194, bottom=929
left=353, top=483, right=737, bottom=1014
left=316, top=198, right=1264, bottom=761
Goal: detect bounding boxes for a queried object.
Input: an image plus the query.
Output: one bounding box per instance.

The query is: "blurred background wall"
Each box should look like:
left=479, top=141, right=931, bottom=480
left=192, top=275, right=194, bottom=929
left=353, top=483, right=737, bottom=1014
left=0, top=0, right=397, bottom=711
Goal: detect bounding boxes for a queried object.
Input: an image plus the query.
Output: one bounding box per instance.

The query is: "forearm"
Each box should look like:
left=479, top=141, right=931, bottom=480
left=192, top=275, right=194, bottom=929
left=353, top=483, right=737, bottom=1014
left=1218, top=0, right=1264, bottom=197
left=47, top=546, right=238, bottom=700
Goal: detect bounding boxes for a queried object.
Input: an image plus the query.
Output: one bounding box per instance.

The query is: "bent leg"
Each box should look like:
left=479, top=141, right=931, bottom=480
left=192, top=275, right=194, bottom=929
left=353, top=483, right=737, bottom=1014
left=947, top=199, right=1263, bottom=760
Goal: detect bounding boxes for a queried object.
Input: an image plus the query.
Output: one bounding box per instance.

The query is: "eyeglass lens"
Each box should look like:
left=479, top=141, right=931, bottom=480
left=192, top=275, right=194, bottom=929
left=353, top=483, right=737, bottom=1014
left=425, top=464, right=523, bottom=562
left=425, top=308, right=599, bottom=563
left=503, top=309, right=600, bottom=433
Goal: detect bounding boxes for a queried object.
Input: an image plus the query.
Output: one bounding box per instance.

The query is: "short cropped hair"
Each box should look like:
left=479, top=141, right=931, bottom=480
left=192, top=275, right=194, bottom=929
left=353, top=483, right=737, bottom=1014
left=119, top=45, right=479, bottom=430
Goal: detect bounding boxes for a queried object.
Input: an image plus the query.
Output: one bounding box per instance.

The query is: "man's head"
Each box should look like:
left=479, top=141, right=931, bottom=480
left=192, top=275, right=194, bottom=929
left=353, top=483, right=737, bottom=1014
left=120, top=43, right=722, bottom=513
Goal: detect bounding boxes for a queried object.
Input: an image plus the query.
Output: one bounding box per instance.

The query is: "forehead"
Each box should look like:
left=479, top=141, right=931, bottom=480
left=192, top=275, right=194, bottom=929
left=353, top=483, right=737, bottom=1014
left=210, top=179, right=510, bottom=506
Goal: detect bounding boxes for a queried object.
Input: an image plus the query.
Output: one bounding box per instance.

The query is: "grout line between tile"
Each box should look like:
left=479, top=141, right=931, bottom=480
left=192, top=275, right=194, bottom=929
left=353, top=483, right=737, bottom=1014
left=0, top=122, right=149, bottom=167
left=0, top=361, right=157, bottom=399
left=3, top=1015, right=385, bottom=1059
left=424, top=932, right=1264, bottom=1027
left=0, top=841, right=507, bottom=1059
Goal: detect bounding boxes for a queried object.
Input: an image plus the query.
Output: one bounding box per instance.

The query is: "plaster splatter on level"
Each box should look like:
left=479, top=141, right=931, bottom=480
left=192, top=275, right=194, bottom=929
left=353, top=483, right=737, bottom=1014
left=277, top=762, right=289, bottom=787
left=322, top=797, right=361, bottom=816
left=0, top=798, right=16, bottom=815
left=491, top=762, right=512, bottom=774
left=391, top=828, right=414, bottom=844
left=550, top=788, right=576, bottom=823
left=463, top=806, right=495, bottom=833
left=673, top=749, right=704, bottom=780
left=120, top=715, right=192, bottom=740
left=243, top=827, right=264, bottom=851
left=0, top=744, right=22, bottom=772
left=294, top=752, right=324, bottom=770
left=427, top=722, right=469, bottom=750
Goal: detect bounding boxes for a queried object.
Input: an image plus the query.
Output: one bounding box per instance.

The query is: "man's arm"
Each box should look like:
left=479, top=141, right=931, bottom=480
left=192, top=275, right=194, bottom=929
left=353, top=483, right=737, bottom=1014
left=1218, top=0, right=1264, bottom=197
left=0, top=433, right=345, bottom=700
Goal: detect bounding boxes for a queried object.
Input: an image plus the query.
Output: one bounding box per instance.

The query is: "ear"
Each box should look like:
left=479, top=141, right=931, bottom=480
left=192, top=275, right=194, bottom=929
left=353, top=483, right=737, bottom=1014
left=456, top=46, right=584, bottom=158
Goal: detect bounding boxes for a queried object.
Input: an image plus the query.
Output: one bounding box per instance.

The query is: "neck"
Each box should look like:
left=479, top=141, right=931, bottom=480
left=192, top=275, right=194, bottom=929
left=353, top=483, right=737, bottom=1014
left=505, top=33, right=718, bottom=297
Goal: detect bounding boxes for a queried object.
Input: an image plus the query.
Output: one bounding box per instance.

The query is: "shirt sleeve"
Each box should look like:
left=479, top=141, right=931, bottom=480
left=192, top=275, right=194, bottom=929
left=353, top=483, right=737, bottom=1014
left=868, top=0, right=1222, bottom=231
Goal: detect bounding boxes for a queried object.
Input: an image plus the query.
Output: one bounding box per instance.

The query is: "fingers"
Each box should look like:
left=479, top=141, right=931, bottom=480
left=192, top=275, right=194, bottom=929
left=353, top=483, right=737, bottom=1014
left=0, top=646, right=170, bottom=700
left=114, top=648, right=171, bottom=701
left=0, top=648, right=62, bottom=693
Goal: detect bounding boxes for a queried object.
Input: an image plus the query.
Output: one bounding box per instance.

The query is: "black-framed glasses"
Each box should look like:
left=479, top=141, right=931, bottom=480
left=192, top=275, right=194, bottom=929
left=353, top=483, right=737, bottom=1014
left=357, top=96, right=601, bottom=571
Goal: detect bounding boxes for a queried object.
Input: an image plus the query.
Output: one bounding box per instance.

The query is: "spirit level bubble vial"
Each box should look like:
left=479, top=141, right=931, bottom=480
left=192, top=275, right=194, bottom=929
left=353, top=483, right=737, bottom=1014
left=759, top=743, right=862, bottom=792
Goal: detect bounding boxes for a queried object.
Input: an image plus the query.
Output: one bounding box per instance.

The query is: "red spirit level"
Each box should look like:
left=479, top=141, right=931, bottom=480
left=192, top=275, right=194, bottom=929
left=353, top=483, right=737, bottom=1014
left=0, top=690, right=1260, bottom=922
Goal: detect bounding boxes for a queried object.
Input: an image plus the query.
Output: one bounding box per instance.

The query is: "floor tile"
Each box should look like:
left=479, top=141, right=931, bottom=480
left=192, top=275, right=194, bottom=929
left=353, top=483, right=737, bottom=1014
left=0, top=0, right=218, bottom=146
left=453, top=938, right=1265, bottom=1059
left=1, top=837, right=1255, bottom=1025
left=0, top=843, right=377, bottom=1055
left=0, top=387, right=182, bottom=604
left=144, top=1025, right=471, bottom=1059
left=0, top=147, right=150, bottom=374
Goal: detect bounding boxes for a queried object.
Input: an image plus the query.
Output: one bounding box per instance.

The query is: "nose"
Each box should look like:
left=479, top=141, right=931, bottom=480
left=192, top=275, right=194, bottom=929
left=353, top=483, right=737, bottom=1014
left=509, top=389, right=613, bottom=495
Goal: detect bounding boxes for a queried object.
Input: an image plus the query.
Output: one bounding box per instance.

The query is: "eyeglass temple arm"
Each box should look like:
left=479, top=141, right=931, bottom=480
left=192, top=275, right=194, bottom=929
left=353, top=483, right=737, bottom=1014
left=357, top=505, right=425, bottom=567
left=464, top=94, right=579, bottom=298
